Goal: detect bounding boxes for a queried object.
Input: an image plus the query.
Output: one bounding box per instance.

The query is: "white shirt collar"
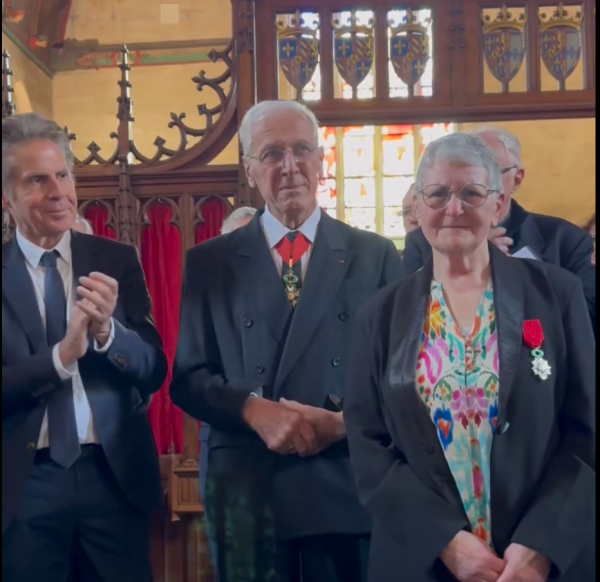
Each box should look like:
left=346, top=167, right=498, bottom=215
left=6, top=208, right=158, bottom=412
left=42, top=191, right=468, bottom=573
left=16, top=229, right=73, bottom=270
left=261, top=204, right=322, bottom=249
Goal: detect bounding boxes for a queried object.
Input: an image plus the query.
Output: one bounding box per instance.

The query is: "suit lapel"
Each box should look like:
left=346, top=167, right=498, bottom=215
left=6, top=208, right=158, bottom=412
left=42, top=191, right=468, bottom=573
left=234, top=214, right=292, bottom=343
left=387, top=259, right=465, bottom=504
left=490, top=247, right=525, bottom=428
left=508, top=201, right=547, bottom=260
left=274, top=213, right=351, bottom=393
left=2, top=238, right=47, bottom=353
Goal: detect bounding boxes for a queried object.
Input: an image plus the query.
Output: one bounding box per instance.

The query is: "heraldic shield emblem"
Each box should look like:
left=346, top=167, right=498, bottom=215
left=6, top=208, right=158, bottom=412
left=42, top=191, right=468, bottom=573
left=482, top=6, right=526, bottom=86
left=389, top=9, right=431, bottom=87
left=539, top=3, right=583, bottom=83
left=333, top=12, right=375, bottom=90
left=276, top=11, right=320, bottom=93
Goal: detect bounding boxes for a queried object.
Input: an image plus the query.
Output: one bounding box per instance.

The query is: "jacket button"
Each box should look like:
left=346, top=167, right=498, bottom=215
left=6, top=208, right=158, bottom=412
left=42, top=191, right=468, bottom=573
left=255, top=364, right=265, bottom=375
left=27, top=443, right=36, bottom=452
left=331, top=357, right=341, bottom=367
left=243, top=318, right=253, bottom=328
left=338, top=312, right=350, bottom=322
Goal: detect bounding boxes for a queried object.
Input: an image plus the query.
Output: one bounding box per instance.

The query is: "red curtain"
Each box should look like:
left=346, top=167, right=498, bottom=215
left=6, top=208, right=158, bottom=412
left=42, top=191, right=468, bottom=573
left=195, top=198, right=228, bottom=244
left=83, top=204, right=116, bottom=239
left=141, top=203, right=184, bottom=455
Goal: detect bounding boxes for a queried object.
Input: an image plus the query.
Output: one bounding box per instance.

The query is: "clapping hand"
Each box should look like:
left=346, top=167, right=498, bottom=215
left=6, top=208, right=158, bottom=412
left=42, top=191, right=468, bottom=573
left=76, top=272, right=118, bottom=347
left=58, top=301, right=92, bottom=368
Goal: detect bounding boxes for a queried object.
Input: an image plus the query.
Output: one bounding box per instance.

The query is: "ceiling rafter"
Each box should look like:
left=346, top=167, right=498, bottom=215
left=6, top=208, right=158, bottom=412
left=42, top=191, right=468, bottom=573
left=2, top=0, right=73, bottom=75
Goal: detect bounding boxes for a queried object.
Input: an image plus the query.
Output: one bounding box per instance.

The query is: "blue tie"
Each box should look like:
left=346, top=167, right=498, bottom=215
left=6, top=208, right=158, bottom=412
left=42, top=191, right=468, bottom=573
left=40, top=251, right=80, bottom=468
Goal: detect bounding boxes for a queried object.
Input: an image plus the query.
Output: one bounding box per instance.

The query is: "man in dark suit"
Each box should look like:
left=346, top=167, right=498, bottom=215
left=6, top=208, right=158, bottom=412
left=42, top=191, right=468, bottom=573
left=403, top=128, right=596, bottom=327
left=172, top=100, right=403, bottom=582
left=197, top=206, right=258, bottom=580
left=2, top=113, right=167, bottom=582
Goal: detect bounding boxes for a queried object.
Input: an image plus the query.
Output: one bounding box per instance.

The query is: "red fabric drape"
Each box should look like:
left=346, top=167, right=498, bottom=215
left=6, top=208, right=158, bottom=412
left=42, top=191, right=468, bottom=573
left=141, top=204, right=184, bottom=455
left=83, top=205, right=116, bottom=239
left=195, top=198, right=228, bottom=244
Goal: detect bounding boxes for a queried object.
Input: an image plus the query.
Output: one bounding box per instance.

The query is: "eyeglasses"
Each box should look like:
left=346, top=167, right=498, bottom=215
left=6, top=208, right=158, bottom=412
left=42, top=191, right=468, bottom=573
left=419, top=184, right=498, bottom=210
left=246, top=144, right=316, bottom=165
left=501, top=166, right=518, bottom=174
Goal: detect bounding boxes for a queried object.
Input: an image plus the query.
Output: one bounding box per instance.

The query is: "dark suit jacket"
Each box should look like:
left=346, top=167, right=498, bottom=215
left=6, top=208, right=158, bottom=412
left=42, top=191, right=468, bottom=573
left=345, top=248, right=596, bottom=582
left=403, top=200, right=596, bottom=330
left=171, top=210, right=403, bottom=540
left=2, top=232, right=168, bottom=533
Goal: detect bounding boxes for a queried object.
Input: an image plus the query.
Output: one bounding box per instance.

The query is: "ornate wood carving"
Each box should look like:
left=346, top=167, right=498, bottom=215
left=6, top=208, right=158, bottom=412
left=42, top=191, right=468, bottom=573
left=252, top=0, right=595, bottom=124
left=1, top=49, right=16, bottom=118
left=2, top=49, right=16, bottom=243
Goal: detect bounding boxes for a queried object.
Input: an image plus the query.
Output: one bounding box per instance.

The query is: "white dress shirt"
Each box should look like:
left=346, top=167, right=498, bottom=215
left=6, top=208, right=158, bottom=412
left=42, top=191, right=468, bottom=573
left=16, top=230, right=113, bottom=449
left=260, top=203, right=322, bottom=277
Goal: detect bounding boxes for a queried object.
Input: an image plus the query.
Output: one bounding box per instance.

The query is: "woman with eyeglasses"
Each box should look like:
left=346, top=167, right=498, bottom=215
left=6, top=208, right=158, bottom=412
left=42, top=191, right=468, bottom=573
left=345, top=133, right=595, bottom=582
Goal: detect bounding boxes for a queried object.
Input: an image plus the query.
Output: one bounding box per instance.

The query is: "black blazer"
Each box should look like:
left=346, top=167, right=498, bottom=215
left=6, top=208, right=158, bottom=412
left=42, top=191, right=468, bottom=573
left=2, top=232, right=168, bottom=533
left=346, top=249, right=595, bottom=582
left=171, top=210, right=404, bottom=540
left=403, top=201, right=596, bottom=330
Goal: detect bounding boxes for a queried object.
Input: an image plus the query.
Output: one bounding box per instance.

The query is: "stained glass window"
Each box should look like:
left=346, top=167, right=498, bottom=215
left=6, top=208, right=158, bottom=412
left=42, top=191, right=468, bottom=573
left=276, top=12, right=320, bottom=101
left=317, top=127, right=338, bottom=218
left=318, top=123, right=455, bottom=240
left=388, top=9, right=434, bottom=98
left=333, top=10, right=376, bottom=100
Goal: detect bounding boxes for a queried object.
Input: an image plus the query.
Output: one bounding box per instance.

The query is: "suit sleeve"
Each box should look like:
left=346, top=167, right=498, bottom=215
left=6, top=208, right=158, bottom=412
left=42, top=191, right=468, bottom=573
left=562, top=230, right=596, bottom=333
left=511, top=278, right=596, bottom=574
left=380, top=240, right=405, bottom=287
left=402, top=230, right=428, bottom=275
left=101, top=245, right=167, bottom=397
left=2, top=351, right=64, bottom=418
left=171, top=251, right=258, bottom=432
left=345, top=309, right=469, bottom=573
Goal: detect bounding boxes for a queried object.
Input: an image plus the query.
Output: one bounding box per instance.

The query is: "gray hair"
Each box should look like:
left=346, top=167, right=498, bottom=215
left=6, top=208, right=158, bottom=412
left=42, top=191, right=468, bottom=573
left=239, top=100, right=319, bottom=155
left=415, top=133, right=503, bottom=194
left=74, top=214, right=94, bottom=235
left=221, top=206, right=256, bottom=234
left=471, top=127, right=522, bottom=166
left=2, top=113, right=75, bottom=195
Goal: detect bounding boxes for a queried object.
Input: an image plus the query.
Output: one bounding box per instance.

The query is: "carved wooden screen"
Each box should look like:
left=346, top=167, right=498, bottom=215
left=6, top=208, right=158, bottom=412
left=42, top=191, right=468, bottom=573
left=251, top=0, right=595, bottom=124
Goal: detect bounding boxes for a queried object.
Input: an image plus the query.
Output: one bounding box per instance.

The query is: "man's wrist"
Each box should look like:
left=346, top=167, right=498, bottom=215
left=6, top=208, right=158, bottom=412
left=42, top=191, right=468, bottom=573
left=57, top=342, right=78, bottom=369
left=93, top=319, right=114, bottom=351
left=94, top=331, right=110, bottom=348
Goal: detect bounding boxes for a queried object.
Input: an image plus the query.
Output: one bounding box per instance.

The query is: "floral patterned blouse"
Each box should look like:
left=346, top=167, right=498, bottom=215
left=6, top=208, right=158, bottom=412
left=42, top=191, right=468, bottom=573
left=416, top=280, right=500, bottom=545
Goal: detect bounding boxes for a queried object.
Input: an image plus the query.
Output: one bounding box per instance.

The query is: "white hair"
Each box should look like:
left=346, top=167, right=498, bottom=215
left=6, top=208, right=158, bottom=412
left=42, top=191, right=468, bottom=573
left=415, top=133, right=503, bottom=193
left=74, top=215, right=94, bottom=235
left=221, top=207, right=256, bottom=234
left=239, top=100, right=319, bottom=155
left=471, top=127, right=522, bottom=166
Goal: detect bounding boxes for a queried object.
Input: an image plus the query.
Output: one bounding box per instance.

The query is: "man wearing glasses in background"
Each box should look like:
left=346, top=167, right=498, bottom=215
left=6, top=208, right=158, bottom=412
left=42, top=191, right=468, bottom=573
left=172, top=100, right=402, bottom=582
left=403, top=127, right=596, bottom=331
